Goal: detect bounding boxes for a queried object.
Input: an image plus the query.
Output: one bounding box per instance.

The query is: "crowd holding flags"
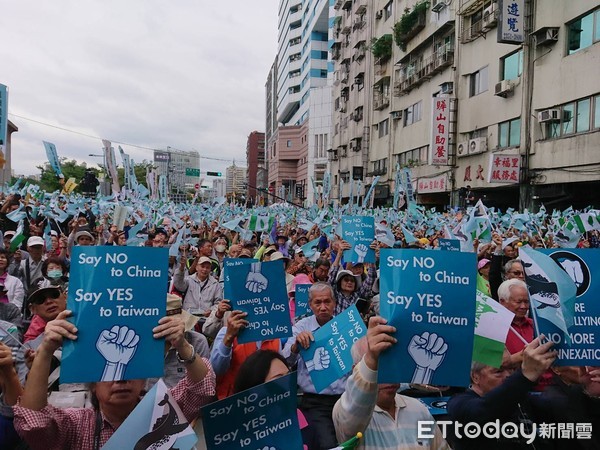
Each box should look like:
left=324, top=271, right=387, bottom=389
left=0, top=134, right=597, bottom=449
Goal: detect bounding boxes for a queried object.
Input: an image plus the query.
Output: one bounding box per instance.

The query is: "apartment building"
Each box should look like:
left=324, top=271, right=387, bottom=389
left=330, top=0, right=374, bottom=204
left=246, top=131, right=266, bottom=205
left=266, top=0, right=332, bottom=205
left=225, top=164, right=247, bottom=202
left=328, top=0, right=599, bottom=210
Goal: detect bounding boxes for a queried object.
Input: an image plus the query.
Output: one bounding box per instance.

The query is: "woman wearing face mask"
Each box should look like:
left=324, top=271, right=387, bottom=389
left=41, top=257, right=69, bottom=289
left=212, top=237, right=229, bottom=284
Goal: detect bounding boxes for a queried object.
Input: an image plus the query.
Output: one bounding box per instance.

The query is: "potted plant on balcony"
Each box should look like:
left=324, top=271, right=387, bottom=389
left=370, top=34, right=393, bottom=63
left=393, top=1, right=430, bottom=51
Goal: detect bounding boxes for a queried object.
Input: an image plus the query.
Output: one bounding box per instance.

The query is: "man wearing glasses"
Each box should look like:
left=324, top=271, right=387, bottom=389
left=15, top=279, right=66, bottom=389
left=23, top=279, right=65, bottom=343
left=504, top=259, right=525, bottom=281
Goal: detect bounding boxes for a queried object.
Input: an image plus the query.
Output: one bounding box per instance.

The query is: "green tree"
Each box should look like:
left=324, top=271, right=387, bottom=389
left=36, top=158, right=98, bottom=193
left=116, top=159, right=151, bottom=188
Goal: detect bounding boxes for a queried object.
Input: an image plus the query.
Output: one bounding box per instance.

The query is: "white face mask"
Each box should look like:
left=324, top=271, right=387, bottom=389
left=215, top=244, right=227, bottom=253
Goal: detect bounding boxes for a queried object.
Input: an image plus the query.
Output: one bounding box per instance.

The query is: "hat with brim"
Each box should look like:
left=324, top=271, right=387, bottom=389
left=335, top=269, right=355, bottom=285
left=27, top=236, right=45, bottom=247
left=477, top=258, right=491, bottom=270
left=239, top=249, right=253, bottom=258
left=197, top=256, right=212, bottom=265
left=3, top=231, right=15, bottom=239
left=27, top=278, right=61, bottom=306
left=270, top=251, right=290, bottom=262
left=295, top=236, right=308, bottom=246
left=167, top=294, right=199, bottom=332
left=76, top=230, right=94, bottom=241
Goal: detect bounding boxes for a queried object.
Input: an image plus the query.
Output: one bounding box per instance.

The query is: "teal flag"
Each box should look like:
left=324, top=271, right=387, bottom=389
left=520, top=246, right=576, bottom=340
left=43, top=141, right=64, bottom=178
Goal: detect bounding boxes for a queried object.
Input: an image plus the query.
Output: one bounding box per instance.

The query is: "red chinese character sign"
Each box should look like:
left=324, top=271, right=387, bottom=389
left=487, top=154, right=520, bottom=183
left=417, top=173, right=448, bottom=194
left=430, top=96, right=450, bottom=166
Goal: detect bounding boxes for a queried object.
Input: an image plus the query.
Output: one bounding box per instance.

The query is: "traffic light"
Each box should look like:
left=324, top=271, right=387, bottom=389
left=206, top=171, right=222, bottom=177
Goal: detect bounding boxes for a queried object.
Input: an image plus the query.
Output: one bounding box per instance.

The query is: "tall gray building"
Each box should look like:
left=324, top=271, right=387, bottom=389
left=153, top=147, right=200, bottom=202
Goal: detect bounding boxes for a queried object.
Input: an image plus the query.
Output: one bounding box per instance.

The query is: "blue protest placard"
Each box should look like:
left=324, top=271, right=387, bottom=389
left=102, top=379, right=197, bottom=450
left=438, top=239, right=461, bottom=251
left=341, top=215, right=375, bottom=263
left=536, top=249, right=600, bottom=365
left=202, top=372, right=303, bottom=450
left=224, top=260, right=292, bottom=344
left=294, top=284, right=313, bottom=318
left=62, top=247, right=168, bottom=383
left=418, top=396, right=451, bottom=416
left=223, top=257, right=255, bottom=268
left=379, top=249, right=477, bottom=386
left=299, top=305, right=366, bottom=392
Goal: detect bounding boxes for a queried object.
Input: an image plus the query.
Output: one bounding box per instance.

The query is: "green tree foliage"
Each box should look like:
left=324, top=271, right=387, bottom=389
left=36, top=158, right=97, bottom=193
left=32, top=158, right=151, bottom=193
left=116, top=159, right=152, bottom=188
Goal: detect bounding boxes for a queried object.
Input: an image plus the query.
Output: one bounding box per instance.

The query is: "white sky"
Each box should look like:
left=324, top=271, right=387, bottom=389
left=1, top=0, right=278, bottom=177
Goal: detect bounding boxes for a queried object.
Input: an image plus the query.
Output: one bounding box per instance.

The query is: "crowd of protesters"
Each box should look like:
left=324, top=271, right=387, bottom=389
left=0, top=189, right=598, bottom=450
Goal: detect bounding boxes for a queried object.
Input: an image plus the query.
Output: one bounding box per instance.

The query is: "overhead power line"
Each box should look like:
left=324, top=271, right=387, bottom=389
left=8, top=112, right=237, bottom=162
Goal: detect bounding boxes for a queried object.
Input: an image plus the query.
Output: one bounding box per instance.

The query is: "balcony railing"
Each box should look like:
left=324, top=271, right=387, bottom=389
left=353, top=46, right=366, bottom=62
left=461, top=5, right=499, bottom=43
left=373, top=91, right=390, bottom=110
left=393, top=44, right=455, bottom=95
left=353, top=20, right=366, bottom=31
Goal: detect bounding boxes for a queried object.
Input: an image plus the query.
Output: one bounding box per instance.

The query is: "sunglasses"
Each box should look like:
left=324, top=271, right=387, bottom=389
left=31, top=290, right=61, bottom=305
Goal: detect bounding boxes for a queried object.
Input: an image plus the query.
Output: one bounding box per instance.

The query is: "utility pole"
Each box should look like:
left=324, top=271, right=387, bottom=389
left=519, top=0, right=535, bottom=212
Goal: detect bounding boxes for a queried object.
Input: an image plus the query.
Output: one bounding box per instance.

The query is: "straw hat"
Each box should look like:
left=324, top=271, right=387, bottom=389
left=166, top=294, right=199, bottom=332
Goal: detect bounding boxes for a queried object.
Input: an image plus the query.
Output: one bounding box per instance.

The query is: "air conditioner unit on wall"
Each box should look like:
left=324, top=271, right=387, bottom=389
left=538, top=109, right=561, bottom=123
left=534, top=27, right=559, bottom=47
left=482, top=4, right=498, bottom=29
left=457, top=141, right=468, bottom=157
left=494, top=80, right=514, bottom=98
left=375, top=10, right=383, bottom=19
left=391, top=110, right=402, bottom=120
left=432, top=0, right=446, bottom=13
left=439, top=81, right=453, bottom=94
left=468, top=137, right=487, bottom=155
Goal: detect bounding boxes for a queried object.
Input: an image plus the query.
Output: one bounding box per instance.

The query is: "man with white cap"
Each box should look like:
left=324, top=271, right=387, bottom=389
left=174, top=252, right=223, bottom=320
left=11, top=236, right=47, bottom=293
